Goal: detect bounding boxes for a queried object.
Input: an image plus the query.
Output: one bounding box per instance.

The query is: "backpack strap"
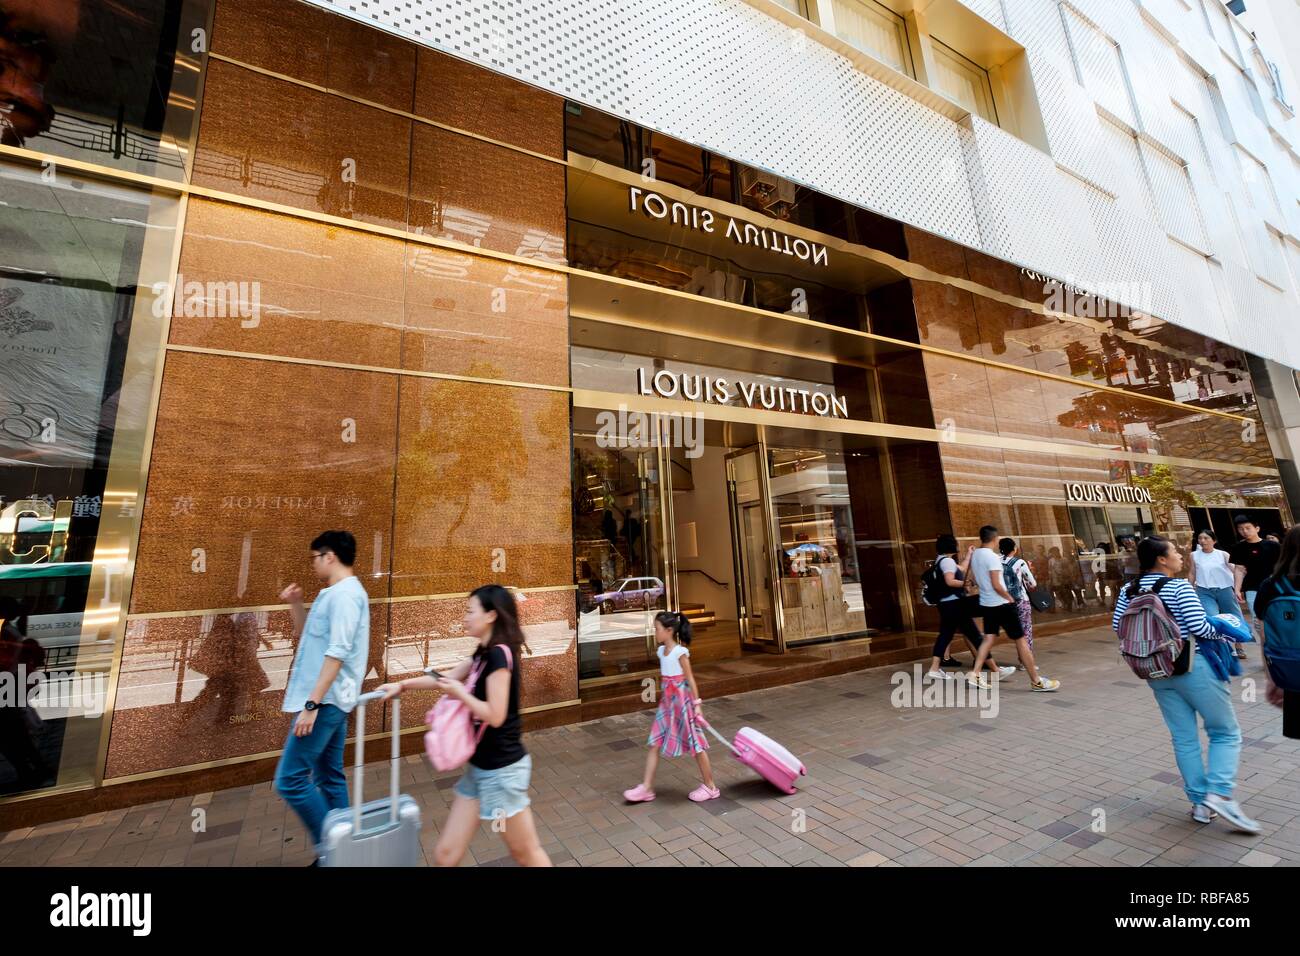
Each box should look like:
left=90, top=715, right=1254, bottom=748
left=497, top=644, right=514, bottom=672
left=1149, top=575, right=1173, bottom=594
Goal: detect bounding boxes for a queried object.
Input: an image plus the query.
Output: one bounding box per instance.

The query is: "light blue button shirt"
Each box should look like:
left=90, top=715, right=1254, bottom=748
left=282, top=576, right=370, bottom=714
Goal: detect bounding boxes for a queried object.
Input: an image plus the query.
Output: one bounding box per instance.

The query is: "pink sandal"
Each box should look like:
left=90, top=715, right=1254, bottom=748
left=688, top=784, right=721, bottom=802
left=623, top=783, right=656, bottom=802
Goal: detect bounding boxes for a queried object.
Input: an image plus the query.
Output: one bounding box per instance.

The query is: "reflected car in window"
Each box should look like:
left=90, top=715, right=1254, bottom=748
left=592, top=576, right=665, bottom=612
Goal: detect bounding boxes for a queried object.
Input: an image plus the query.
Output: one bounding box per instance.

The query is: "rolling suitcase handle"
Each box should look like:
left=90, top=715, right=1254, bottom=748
left=696, top=716, right=738, bottom=756
left=352, top=690, right=402, bottom=833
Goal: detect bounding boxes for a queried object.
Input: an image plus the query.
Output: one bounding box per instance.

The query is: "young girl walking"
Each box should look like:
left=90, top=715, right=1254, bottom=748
left=623, top=611, right=720, bottom=803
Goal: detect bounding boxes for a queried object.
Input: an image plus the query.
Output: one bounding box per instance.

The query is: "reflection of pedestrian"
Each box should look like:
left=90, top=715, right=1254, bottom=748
left=0, top=597, right=52, bottom=791
left=185, top=612, right=272, bottom=726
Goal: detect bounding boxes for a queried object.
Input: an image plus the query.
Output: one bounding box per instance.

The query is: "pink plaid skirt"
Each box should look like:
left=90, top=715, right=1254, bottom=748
left=647, top=675, right=708, bottom=757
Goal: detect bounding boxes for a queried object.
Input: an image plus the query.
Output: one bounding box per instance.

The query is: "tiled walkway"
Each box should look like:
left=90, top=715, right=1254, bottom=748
left=3, top=625, right=1298, bottom=867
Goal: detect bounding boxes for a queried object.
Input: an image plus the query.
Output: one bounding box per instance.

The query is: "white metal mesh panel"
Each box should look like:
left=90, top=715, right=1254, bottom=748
left=1165, top=239, right=1230, bottom=342
left=1060, top=5, right=1136, bottom=128
left=1026, top=52, right=1117, bottom=194
left=301, top=0, right=1300, bottom=365
left=1141, top=142, right=1208, bottom=251
left=955, top=0, right=1006, bottom=32
left=1097, top=118, right=1160, bottom=222
left=1000, top=0, right=1074, bottom=75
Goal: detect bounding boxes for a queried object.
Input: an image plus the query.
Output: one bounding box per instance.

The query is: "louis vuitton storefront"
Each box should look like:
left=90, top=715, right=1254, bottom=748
left=0, top=0, right=1292, bottom=817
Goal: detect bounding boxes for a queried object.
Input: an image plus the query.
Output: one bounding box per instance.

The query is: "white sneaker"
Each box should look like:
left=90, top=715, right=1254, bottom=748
left=924, top=669, right=953, bottom=681
left=1030, top=677, right=1061, bottom=692
left=996, top=666, right=1016, bottom=679
left=1191, top=804, right=1218, bottom=824
left=1203, top=794, right=1262, bottom=834
left=966, top=673, right=990, bottom=689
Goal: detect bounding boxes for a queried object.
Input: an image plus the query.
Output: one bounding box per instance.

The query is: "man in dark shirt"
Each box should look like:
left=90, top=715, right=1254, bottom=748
left=1231, top=516, right=1280, bottom=653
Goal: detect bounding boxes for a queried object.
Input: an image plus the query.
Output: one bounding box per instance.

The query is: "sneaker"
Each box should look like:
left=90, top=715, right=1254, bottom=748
left=996, top=666, right=1016, bottom=679
left=939, top=657, right=964, bottom=668
left=622, top=783, right=656, bottom=803
left=1031, top=678, right=1061, bottom=692
left=1234, top=648, right=1249, bottom=660
left=925, top=669, right=954, bottom=681
left=1203, top=794, right=1262, bottom=834
left=1191, top=804, right=1218, bottom=825
left=688, top=784, right=721, bottom=802
left=966, top=673, right=990, bottom=689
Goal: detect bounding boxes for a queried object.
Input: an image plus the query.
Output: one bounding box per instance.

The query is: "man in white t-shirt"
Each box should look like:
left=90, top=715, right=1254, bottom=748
left=968, top=525, right=1061, bottom=691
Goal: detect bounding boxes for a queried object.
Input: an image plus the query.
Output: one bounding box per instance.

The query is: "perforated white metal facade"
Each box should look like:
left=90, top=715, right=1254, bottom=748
left=307, top=0, right=1300, bottom=368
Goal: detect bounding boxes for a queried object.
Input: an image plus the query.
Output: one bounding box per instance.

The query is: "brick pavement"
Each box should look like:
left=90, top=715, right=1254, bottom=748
left=3, top=625, right=1298, bottom=867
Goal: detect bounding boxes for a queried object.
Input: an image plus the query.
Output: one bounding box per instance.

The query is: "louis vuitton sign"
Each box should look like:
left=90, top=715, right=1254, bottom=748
left=627, top=186, right=829, bottom=267
left=1064, top=482, right=1153, bottom=505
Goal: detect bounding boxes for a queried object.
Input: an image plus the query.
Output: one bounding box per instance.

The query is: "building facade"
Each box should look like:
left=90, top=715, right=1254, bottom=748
left=0, top=0, right=1297, bottom=813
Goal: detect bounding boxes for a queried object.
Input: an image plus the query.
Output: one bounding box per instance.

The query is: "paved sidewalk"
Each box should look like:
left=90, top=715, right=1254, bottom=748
left=3, top=626, right=1298, bottom=867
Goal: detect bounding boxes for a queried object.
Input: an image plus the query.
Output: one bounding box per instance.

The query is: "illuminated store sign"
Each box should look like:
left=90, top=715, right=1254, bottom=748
left=1064, top=481, right=1154, bottom=504
left=627, top=186, right=829, bottom=267
left=637, top=368, right=847, bottom=418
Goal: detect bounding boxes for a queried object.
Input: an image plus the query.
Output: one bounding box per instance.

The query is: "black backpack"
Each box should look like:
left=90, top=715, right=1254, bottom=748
left=921, top=558, right=955, bottom=607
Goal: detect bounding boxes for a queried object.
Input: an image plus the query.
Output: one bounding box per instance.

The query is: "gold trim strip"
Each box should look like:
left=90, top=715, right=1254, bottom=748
left=1, top=142, right=1257, bottom=428
left=126, top=584, right=579, bottom=621
left=571, top=387, right=1281, bottom=478
left=91, top=192, right=192, bottom=791
left=206, top=52, right=566, bottom=167
left=163, top=344, right=572, bottom=394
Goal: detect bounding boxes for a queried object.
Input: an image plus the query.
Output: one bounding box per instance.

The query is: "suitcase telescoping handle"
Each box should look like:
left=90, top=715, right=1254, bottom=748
left=352, top=690, right=402, bottom=833
left=696, top=717, right=738, bottom=756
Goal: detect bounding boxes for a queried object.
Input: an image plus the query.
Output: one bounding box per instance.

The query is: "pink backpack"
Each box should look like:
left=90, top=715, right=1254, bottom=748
left=1117, top=577, right=1190, bottom=680
left=423, top=645, right=513, bottom=772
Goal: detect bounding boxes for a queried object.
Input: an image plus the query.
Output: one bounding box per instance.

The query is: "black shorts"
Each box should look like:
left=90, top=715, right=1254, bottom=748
left=982, top=602, right=1024, bottom=639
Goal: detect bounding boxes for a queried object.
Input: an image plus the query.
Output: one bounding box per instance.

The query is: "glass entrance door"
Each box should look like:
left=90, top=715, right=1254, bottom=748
left=726, top=445, right=783, bottom=653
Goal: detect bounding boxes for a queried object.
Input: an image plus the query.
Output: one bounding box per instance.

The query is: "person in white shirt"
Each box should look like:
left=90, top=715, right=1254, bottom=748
left=1188, top=529, right=1242, bottom=621
left=968, top=525, right=1061, bottom=691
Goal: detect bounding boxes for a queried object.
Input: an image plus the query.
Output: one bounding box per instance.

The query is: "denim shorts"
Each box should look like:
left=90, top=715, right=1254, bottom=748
left=453, top=753, right=532, bottom=821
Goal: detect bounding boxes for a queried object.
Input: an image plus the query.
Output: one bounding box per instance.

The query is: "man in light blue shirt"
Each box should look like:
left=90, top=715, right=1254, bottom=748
left=273, top=530, right=370, bottom=861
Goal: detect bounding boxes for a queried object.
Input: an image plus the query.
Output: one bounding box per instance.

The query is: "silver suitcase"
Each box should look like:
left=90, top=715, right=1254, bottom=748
left=319, top=691, right=422, bottom=866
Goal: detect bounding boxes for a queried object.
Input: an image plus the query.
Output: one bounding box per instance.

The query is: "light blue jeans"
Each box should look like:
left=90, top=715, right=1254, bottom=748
left=1195, top=585, right=1241, bottom=619
left=1149, top=658, right=1242, bottom=806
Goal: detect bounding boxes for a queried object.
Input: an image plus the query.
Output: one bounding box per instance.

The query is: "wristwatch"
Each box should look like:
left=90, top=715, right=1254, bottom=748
left=303, top=699, right=320, bottom=712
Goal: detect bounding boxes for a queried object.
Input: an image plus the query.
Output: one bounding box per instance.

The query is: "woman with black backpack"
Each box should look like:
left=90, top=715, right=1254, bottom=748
left=923, top=534, right=1015, bottom=683
left=1252, top=524, right=1300, bottom=739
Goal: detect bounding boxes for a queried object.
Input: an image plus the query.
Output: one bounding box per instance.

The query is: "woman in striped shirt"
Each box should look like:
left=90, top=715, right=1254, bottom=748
left=1112, top=536, right=1261, bottom=835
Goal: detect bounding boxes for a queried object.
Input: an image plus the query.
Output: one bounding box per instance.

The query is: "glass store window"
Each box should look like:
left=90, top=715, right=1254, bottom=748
left=0, top=160, right=180, bottom=795
left=0, top=0, right=208, bottom=180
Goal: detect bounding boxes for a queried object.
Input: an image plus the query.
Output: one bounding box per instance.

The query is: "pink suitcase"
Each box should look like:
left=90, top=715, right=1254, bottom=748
left=702, top=721, right=807, bottom=794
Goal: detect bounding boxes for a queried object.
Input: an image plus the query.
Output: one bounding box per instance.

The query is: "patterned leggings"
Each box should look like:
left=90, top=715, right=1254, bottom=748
left=1017, top=599, right=1034, bottom=649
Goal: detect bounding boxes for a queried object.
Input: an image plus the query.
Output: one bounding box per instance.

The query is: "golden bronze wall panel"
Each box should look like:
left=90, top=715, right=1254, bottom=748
left=403, top=246, right=569, bottom=385
left=104, top=604, right=389, bottom=778
left=170, top=199, right=407, bottom=366
left=413, top=47, right=565, bottom=158
left=408, top=123, right=566, bottom=262
left=193, top=59, right=412, bottom=231
left=391, top=378, right=573, bottom=598
left=129, top=351, right=399, bottom=614
left=384, top=590, right=577, bottom=730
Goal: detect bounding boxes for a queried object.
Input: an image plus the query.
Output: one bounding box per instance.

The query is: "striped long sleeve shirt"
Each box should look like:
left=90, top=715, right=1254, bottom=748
left=1111, top=573, right=1217, bottom=641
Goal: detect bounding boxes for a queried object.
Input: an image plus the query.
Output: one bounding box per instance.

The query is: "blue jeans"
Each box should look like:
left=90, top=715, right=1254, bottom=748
left=274, top=704, right=350, bottom=848
left=1195, top=585, right=1241, bottom=619
left=1149, top=659, right=1242, bottom=805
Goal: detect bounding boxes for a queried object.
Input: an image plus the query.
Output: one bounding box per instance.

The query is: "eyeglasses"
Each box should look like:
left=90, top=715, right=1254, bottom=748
left=310, top=552, right=327, bottom=562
